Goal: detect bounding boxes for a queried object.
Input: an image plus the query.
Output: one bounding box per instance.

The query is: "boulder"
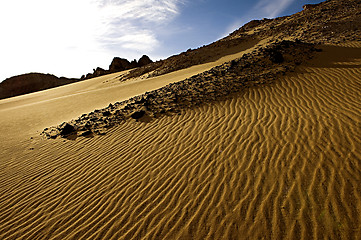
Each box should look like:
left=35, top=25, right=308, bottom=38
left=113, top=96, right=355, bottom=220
left=60, top=123, right=76, bottom=136
left=131, top=110, right=146, bottom=119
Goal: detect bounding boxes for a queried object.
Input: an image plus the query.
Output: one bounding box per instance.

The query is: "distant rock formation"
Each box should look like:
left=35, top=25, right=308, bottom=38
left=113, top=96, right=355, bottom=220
left=137, top=55, right=153, bottom=67
left=0, top=73, right=79, bottom=100
left=109, top=58, right=133, bottom=72
left=81, top=55, right=153, bottom=80
left=92, top=67, right=107, bottom=77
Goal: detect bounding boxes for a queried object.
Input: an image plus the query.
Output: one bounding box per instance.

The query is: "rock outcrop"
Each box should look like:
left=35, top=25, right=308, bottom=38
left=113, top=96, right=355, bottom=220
left=82, top=55, right=153, bottom=80
left=109, top=58, right=133, bottom=72
left=42, top=40, right=319, bottom=139
left=138, top=55, right=153, bottom=67
left=0, top=73, right=79, bottom=100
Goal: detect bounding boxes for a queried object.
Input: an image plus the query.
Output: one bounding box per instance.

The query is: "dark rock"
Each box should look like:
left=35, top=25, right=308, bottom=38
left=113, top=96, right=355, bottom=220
left=93, top=67, right=107, bottom=77
left=102, top=111, right=111, bottom=116
left=269, top=50, right=284, bottom=63
left=60, top=123, right=76, bottom=136
left=130, top=59, right=138, bottom=69
left=80, top=130, right=93, bottom=137
left=138, top=55, right=153, bottom=66
left=109, top=57, right=132, bottom=72
left=131, top=110, right=146, bottom=119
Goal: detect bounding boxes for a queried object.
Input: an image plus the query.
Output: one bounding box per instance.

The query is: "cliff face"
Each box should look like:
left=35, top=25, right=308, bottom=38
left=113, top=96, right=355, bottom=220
left=0, top=73, right=78, bottom=100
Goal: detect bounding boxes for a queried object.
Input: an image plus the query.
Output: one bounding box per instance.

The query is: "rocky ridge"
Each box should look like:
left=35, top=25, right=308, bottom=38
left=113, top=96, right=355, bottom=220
left=42, top=40, right=318, bottom=139
left=42, top=0, right=361, bottom=139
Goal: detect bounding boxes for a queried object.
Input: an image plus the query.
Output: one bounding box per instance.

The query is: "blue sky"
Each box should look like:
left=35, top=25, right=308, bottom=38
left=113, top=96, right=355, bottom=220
left=0, top=0, right=324, bottom=81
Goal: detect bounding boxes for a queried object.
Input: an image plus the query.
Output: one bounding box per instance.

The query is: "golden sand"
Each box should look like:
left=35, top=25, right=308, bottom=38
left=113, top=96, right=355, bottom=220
left=1, top=42, right=361, bottom=239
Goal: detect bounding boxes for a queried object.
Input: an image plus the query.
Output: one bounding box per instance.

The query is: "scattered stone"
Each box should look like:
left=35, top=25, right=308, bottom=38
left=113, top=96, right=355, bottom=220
left=42, top=40, right=318, bottom=139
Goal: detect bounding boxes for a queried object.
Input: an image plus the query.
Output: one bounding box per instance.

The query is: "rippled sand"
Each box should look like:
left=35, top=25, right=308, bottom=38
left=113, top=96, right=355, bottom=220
left=1, top=42, right=361, bottom=239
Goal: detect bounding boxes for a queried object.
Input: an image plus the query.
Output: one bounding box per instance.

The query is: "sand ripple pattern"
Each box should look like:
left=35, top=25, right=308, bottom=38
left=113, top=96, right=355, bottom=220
left=1, top=44, right=361, bottom=239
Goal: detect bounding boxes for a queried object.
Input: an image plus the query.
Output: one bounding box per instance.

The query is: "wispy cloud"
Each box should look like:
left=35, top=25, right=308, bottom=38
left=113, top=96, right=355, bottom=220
left=96, top=0, right=181, bottom=22
left=0, top=0, right=184, bottom=80
left=94, top=0, right=184, bottom=53
left=254, top=0, right=295, bottom=19
left=221, top=0, right=295, bottom=38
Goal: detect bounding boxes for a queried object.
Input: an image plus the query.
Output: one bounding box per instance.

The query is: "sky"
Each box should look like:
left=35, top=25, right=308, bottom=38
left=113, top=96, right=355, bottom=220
left=0, top=0, right=324, bottom=82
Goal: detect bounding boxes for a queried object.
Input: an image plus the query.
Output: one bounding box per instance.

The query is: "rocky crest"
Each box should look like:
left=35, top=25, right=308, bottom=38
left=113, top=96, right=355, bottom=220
left=42, top=40, right=318, bottom=139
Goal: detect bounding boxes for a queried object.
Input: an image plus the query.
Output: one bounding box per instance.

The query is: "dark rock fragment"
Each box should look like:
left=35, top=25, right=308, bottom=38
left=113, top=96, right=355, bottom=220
left=269, top=50, right=284, bottom=63
left=60, top=123, right=76, bottom=136
left=80, top=130, right=93, bottom=137
left=103, top=111, right=111, bottom=116
left=131, top=110, right=146, bottom=119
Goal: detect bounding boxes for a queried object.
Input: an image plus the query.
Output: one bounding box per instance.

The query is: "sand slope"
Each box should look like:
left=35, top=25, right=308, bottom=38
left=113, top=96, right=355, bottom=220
left=0, top=39, right=259, bottom=150
left=1, top=42, right=361, bottom=239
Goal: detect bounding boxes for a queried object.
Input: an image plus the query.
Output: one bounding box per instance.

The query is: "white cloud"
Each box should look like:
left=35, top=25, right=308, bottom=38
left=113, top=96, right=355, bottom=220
left=0, top=0, right=183, bottom=81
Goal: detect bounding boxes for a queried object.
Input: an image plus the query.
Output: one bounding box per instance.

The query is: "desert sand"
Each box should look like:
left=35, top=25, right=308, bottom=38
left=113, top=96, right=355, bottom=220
left=1, top=0, right=361, bottom=238
left=1, top=39, right=361, bottom=239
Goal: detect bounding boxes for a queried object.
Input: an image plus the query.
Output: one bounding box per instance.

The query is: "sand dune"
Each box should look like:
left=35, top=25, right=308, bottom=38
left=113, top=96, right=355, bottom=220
left=0, top=39, right=260, bottom=147
left=0, top=42, right=361, bottom=239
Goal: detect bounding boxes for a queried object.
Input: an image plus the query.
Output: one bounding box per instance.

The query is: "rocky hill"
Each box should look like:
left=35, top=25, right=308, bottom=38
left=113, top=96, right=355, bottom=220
left=123, top=0, right=361, bottom=80
left=0, top=73, right=79, bottom=100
